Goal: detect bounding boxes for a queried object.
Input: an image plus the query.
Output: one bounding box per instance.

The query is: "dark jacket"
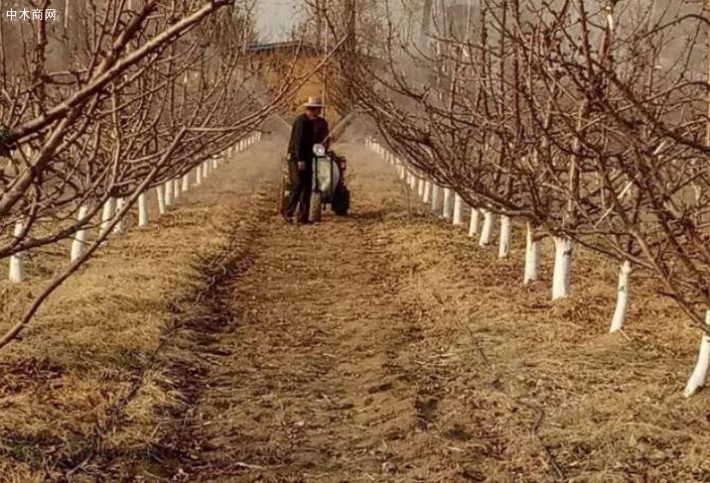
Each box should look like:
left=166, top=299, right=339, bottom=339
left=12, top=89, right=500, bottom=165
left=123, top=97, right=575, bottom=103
left=312, top=116, right=330, bottom=149
left=287, top=113, right=314, bottom=164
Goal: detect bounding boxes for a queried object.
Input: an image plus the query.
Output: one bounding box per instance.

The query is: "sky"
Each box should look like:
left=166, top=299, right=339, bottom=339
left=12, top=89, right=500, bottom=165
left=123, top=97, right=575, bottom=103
left=255, top=0, right=303, bottom=42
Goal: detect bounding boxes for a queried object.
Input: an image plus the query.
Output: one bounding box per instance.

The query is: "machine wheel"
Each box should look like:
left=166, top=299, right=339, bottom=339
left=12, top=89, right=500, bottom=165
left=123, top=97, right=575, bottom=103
left=332, top=184, right=350, bottom=216
left=309, top=192, right=322, bottom=222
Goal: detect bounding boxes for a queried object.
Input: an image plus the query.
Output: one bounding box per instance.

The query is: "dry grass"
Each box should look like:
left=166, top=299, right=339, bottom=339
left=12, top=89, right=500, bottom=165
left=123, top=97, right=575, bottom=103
left=383, top=208, right=710, bottom=481
left=0, top=138, right=281, bottom=482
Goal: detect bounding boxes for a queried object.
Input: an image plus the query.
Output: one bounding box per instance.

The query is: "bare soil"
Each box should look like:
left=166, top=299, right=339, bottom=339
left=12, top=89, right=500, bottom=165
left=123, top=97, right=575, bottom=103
left=2, top=134, right=710, bottom=482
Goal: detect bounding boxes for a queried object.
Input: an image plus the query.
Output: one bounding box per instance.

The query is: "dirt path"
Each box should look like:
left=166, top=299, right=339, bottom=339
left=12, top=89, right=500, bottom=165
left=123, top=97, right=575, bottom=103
left=175, top=144, right=474, bottom=482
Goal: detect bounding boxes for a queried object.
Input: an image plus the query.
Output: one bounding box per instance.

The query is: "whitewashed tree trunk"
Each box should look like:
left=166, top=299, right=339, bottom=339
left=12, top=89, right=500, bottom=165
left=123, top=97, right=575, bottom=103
left=182, top=174, right=190, bottom=192
left=9, top=221, right=25, bottom=283
left=156, top=185, right=166, bottom=215
left=202, top=161, right=209, bottom=180
left=609, top=261, right=632, bottom=333
left=70, top=205, right=90, bottom=262
left=552, top=237, right=573, bottom=300
left=453, top=194, right=464, bottom=226
left=173, top=178, right=181, bottom=198
left=498, top=215, right=511, bottom=258
left=195, top=165, right=203, bottom=186
left=442, top=188, right=453, bottom=220
left=164, top=182, right=173, bottom=208
left=431, top=184, right=442, bottom=213
left=468, top=208, right=480, bottom=237
left=423, top=181, right=432, bottom=203
left=99, top=197, right=116, bottom=239
left=409, top=172, right=417, bottom=190
left=685, top=311, right=710, bottom=397
left=523, top=223, right=541, bottom=284
left=113, top=198, right=126, bottom=234
left=417, top=177, right=425, bottom=197
left=138, top=192, right=149, bottom=227
left=479, top=210, right=494, bottom=246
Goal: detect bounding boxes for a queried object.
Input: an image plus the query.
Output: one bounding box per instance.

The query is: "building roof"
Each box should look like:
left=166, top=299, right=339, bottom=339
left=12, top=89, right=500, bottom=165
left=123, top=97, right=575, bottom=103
left=247, top=41, right=319, bottom=55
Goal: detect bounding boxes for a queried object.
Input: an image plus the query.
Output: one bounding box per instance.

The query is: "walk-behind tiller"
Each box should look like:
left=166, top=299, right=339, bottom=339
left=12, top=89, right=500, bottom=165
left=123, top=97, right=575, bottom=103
left=277, top=143, right=350, bottom=222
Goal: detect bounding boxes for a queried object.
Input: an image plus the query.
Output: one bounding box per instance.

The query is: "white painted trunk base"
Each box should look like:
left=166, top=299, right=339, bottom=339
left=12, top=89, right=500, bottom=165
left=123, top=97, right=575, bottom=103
left=99, top=197, right=115, bottom=238
left=685, top=312, right=710, bottom=397
left=479, top=210, right=494, bottom=246
left=9, top=221, right=25, bottom=283
left=468, top=208, right=480, bottom=237
left=71, top=205, right=90, bottom=262
left=156, top=185, right=166, bottom=215
left=552, top=237, right=573, bottom=300
left=442, top=188, right=453, bottom=220
left=195, top=166, right=202, bottom=186
left=113, top=198, right=126, bottom=234
left=523, top=224, right=541, bottom=284
left=431, top=185, right=442, bottom=213
left=423, top=181, right=432, bottom=203
left=164, top=181, right=173, bottom=208
left=498, top=215, right=511, bottom=258
left=417, top=177, right=425, bottom=197
left=138, top=192, right=149, bottom=227
left=453, top=195, right=464, bottom=226
left=182, top=174, right=190, bottom=192
left=609, top=261, right=632, bottom=333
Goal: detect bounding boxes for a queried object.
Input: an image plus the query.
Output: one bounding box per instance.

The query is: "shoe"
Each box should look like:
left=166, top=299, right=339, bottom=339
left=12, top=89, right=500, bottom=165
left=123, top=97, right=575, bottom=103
left=297, top=218, right=312, bottom=225
left=281, top=212, right=294, bottom=223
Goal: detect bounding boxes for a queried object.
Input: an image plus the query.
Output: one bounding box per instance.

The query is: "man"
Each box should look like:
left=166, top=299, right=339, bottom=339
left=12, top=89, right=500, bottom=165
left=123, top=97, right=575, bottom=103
left=282, top=96, right=324, bottom=224
left=312, top=112, right=330, bottom=150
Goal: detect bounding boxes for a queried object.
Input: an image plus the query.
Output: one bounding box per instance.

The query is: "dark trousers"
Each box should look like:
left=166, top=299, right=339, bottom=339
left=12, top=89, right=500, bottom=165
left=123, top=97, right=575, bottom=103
left=282, top=161, right=312, bottom=221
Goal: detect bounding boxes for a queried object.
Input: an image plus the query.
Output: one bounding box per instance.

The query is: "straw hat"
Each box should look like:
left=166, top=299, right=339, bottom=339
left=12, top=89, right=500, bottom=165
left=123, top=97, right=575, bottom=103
left=303, top=96, right=325, bottom=108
